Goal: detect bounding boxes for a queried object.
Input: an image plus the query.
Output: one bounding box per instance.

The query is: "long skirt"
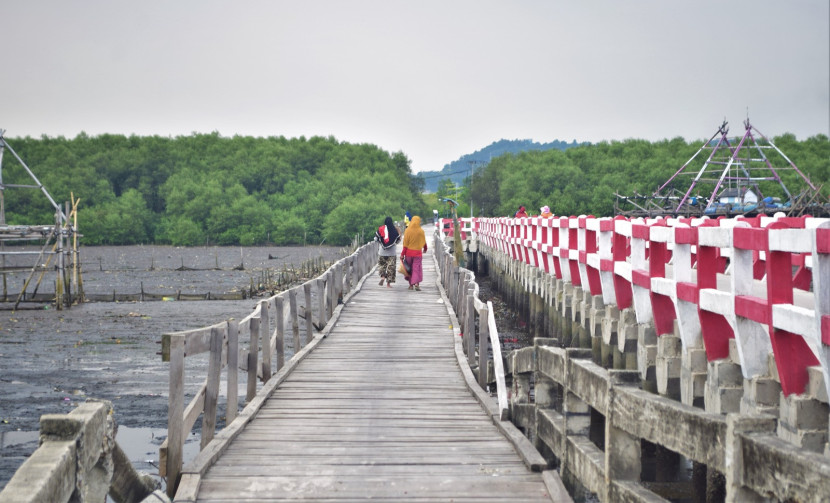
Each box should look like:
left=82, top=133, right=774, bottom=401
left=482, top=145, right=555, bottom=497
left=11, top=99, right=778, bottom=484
left=378, top=256, right=397, bottom=283
left=404, top=255, right=423, bottom=285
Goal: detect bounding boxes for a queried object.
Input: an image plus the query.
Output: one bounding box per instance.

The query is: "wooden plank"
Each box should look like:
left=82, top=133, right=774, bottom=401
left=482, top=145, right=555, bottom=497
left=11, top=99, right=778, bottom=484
left=196, top=476, right=552, bottom=500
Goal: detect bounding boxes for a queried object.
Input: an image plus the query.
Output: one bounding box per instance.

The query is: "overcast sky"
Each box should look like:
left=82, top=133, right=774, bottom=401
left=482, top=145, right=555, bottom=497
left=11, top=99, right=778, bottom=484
left=2, top=1, right=828, bottom=173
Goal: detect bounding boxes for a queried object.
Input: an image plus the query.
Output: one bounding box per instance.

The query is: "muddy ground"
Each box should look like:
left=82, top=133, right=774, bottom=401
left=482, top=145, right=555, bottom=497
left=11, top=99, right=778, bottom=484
left=0, top=244, right=348, bottom=491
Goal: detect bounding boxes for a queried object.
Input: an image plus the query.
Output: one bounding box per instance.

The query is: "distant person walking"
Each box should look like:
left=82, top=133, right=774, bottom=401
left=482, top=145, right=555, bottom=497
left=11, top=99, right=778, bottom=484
left=401, top=215, right=427, bottom=291
left=514, top=206, right=528, bottom=218
left=540, top=205, right=553, bottom=218
left=375, top=216, right=401, bottom=287
left=404, top=210, right=412, bottom=228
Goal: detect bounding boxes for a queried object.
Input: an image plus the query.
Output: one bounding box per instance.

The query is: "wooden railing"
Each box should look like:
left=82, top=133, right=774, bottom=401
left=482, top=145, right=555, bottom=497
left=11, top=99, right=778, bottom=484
left=159, top=241, right=378, bottom=497
left=433, top=227, right=509, bottom=420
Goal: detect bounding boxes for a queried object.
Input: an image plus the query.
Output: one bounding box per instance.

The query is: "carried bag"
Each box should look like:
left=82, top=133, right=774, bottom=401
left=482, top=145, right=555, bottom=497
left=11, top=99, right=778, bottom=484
left=398, top=258, right=411, bottom=277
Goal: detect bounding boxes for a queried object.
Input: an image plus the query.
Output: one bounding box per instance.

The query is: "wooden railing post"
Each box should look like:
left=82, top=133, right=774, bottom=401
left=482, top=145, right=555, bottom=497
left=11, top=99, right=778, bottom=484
left=166, top=334, right=184, bottom=497
left=202, top=326, right=223, bottom=449
left=247, top=316, right=259, bottom=403
left=317, top=278, right=327, bottom=327
left=478, top=303, right=489, bottom=389
left=259, top=300, right=271, bottom=382
left=275, top=296, right=285, bottom=370
left=226, top=320, right=239, bottom=424
left=303, top=282, right=314, bottom=344
left=462, top=271, right=472, bottom=317
left=466, top=288, right=475, bottom=367
left=289, top=288, right=300, bottom=352
left=328, top=269, right=337, bottom=321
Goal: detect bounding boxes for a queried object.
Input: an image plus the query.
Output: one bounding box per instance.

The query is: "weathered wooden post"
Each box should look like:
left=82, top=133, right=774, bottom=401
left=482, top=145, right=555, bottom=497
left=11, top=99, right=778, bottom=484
left=166, top=334, right=184, bottom=497
left=201, top=327, right=223, bottom=449
left=465, top=287, right=475, bottom=367
left=303, top=282, right=313, bottom=345
left=227, top=320, right=239, bottom=423
left=289, top=288, right=300, bottom=352
left=317, top=277, right=327, bottom=327
left=247, top=316, right=259, bottom=402
left=275, top=296, right=285, bottom=370
left=478, top=303, right=490, bottom=389
left=259, top=300, right=271, bottom=382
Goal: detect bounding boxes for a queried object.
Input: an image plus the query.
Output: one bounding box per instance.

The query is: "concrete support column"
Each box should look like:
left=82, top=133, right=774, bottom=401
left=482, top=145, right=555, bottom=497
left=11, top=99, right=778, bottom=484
left=605, top=370, right=642, bottom=503
left=656, top=324, right=682, bottom=400
left=560, top=282, right=574, bottom=346
left=724, top=414, right=776, bottom=503
left=777, top=393, right=830, bottom=453
left=564, top=391, right=590, bottom=436
left=577, top=289, right=593, bottom=348
left=587, top=295, right=604, bottom=354
left=616, top=308, right=638, bottom=371
left=740, top=376, right=781, bottom=417
left=600, top=305, right=619, bottom=369
left=681, top=344, right=708, bottom=408
left=704, top=359, right=744, bottom=414
left=637, top=322, right=658, bottom=393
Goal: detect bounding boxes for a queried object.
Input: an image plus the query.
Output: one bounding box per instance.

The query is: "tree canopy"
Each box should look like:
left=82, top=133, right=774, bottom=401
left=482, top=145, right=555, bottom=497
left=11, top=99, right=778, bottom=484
left=4, top=132, right=826, bottom=246
left=2, top=133, right=428, bottom=246
left=468, top=134, right=829, bottom=218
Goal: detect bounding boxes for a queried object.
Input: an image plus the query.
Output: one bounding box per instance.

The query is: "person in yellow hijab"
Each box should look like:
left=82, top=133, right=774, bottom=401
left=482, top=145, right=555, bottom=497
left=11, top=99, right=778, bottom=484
left=400, top=215, right=427, bottom=291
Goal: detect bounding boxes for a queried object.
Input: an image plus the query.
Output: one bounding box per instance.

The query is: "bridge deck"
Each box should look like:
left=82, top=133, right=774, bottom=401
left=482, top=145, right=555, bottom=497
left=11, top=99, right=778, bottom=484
left=191, top=248, right=561, bottom=501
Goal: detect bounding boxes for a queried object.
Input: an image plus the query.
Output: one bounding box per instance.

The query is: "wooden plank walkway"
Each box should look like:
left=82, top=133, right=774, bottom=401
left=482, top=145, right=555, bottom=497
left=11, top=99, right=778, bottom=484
left=186, top=246, right=568, bottom=502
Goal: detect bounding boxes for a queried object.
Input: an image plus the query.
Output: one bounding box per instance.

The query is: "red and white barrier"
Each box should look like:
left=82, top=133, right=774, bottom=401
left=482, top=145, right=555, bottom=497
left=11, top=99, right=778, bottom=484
left=466, top=213, right=830, bottom=398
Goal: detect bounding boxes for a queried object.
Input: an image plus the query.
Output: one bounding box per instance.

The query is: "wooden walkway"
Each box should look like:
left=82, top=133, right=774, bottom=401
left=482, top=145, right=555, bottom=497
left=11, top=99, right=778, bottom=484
left=183, top=246, right=569, bottom=502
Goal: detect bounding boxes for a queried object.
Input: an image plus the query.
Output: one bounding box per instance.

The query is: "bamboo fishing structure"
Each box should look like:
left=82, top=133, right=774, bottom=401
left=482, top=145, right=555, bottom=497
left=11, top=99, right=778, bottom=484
left=0, top=129, right=82, bottom=310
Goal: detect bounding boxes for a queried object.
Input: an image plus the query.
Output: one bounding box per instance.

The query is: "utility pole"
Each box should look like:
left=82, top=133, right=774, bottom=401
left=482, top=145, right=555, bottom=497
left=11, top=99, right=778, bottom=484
left=466, top=160, right=479, bottom=219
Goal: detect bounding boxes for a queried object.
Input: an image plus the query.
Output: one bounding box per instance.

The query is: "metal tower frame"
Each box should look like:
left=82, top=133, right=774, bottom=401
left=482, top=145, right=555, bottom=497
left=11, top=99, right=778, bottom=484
left=654, top=119, right=819, bottom=214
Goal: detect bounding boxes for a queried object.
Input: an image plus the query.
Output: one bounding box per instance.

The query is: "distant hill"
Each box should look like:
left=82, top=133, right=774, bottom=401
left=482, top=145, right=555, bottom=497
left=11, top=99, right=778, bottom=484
left=417, top=138, right=588, bottom=192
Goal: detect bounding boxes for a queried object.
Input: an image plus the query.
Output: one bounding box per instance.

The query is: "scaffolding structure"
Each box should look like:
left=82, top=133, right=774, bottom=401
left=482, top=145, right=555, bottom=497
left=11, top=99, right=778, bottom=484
left=0, top=129, right=82, bottom=309
left=615, top=119, right=828, bottom=218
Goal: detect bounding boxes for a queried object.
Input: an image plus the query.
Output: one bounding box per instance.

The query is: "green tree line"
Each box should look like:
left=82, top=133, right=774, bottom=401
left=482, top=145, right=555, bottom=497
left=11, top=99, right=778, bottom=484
left=465, top=134, right=829, bottom=218
left=2, top=132, right=428, bottom=246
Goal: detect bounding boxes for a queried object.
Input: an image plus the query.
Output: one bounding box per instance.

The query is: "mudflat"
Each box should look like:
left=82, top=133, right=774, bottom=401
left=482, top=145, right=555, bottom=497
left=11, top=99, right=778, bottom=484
left=0, top=244, right=347, bottom=491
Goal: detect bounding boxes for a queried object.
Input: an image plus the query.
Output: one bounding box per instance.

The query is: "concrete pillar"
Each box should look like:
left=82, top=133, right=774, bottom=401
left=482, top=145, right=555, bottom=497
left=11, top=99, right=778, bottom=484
left=681, top=345, right=708, bottom=408
left=724, top=414, right=776, bottom=503
left=656, top=330, right=682, bottom=400
left=600, top=305, right=619, bottom=369
left=740, top=376, right=781, bottom=417
left=564, top=391, right=590, bottom=436
left=617, top=308, right=639, bottom=371
left=637, top=322, right=658, bottom=393
left=704, top=359, right=744, bottom=414
left=560, top=283, right=574, bottom=347
left=605, top=370, right=642, bottom=503
left=777, top=393, right=830, bottom=453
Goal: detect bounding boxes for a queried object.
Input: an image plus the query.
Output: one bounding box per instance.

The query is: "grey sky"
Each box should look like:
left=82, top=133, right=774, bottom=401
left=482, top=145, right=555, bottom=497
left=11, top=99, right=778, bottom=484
left=2, top=1, right=828, bottom=173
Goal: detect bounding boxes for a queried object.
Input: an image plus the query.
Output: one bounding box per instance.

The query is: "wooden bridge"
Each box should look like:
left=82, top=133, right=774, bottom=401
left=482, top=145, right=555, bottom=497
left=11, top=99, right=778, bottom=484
left=164, top=229, right=569, bottom=502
